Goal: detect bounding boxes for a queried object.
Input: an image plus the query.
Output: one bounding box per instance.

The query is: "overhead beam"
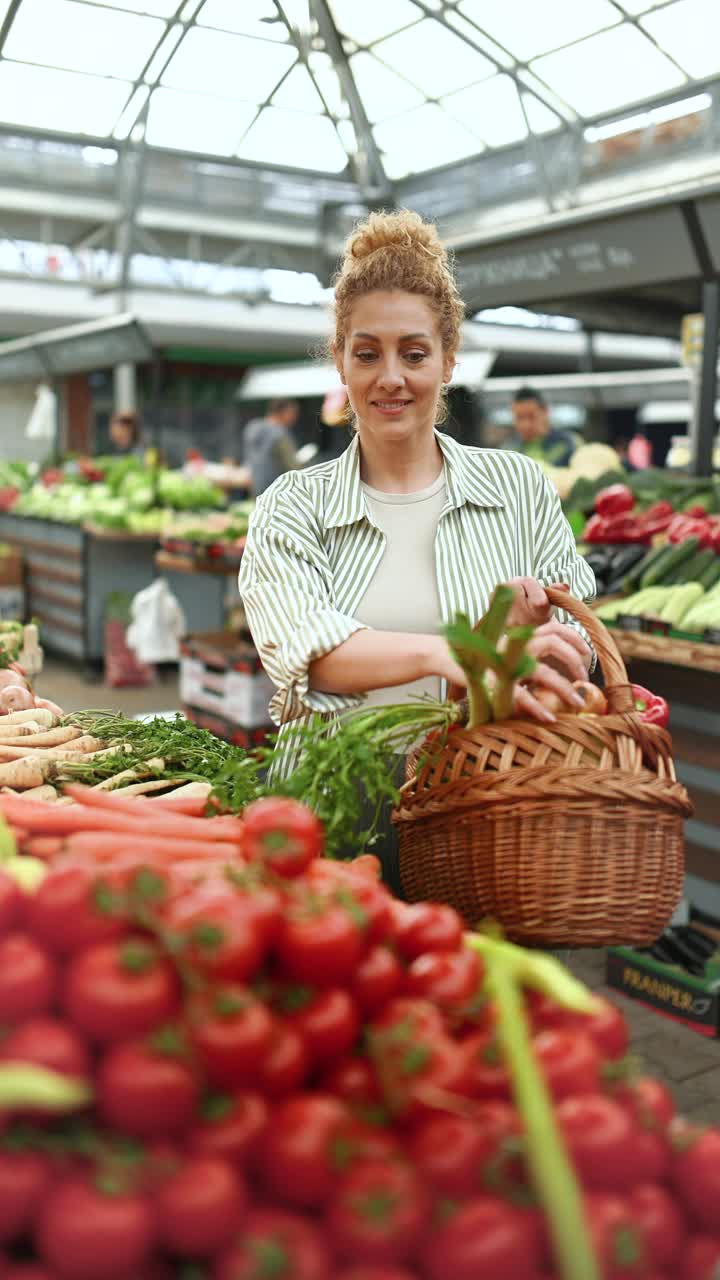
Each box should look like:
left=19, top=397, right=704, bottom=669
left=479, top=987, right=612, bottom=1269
left=309, top=0, right=391, bottom=198
left=0, top=0, right=22, bottom=58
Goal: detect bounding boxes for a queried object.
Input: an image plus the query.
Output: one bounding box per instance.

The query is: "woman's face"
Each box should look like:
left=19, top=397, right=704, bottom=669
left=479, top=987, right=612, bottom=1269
left=336, top=291, right=454, bottom=448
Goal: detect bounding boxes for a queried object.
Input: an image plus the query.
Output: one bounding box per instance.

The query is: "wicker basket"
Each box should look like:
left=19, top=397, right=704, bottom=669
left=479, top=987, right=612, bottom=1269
left=393, top=587, right=692, bottom=947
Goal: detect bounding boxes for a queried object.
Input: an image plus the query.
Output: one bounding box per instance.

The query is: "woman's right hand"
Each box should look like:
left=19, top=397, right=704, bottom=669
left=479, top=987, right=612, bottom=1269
left=423, top=635, right=467, bottom=696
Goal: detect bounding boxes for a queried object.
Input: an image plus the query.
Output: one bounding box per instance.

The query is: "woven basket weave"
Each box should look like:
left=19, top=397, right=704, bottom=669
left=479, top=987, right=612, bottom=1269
left=393, top=587, right=692, bottom=947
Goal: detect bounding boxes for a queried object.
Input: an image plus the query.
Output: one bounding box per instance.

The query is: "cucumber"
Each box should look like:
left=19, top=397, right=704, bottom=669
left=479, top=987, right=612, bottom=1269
left=665, top=548, right=715, bottom=585
left=658, top=583, right=704, bottom=625
left=642, top=538, right=700, bottom=587
left=624, top=544, right=667, bottom=593
left=699, top=557, right=720, bottom=590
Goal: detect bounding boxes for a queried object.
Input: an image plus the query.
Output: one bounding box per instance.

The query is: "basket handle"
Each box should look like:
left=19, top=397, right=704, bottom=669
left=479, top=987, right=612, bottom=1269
left=447, top=586, right=635, bottom=713
left=544, top=585, right=634, bottom=713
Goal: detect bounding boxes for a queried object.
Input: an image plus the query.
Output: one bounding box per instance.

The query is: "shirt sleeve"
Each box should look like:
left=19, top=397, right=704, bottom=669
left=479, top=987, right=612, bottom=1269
left=530, top=465, right=598, bottom=668
left=238, top=482, right=368, bottom=725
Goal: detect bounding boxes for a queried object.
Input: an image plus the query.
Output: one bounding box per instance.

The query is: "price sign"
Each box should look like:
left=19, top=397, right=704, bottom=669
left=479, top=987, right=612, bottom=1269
left=681, top=313, right=704, bottom=369
left=618, top=614, right=644, bottom=632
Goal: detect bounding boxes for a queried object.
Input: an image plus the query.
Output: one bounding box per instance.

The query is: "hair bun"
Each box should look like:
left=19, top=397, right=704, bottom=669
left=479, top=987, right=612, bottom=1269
left=346, top=209, right=445, bottom=267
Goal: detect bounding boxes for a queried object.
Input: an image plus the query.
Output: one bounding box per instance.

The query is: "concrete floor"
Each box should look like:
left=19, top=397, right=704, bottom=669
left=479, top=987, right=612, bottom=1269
left=33, top=657, right=720, bottom=1126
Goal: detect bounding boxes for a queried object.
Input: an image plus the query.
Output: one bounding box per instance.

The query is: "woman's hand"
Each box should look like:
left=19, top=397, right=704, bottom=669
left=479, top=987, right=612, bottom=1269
left=514, top=665, right=584, bottom=724
left=423, top=635, right=468, bottom=694
left=528, top=618, right=591, bottom=683
left=507, top=577, right=569, bottom=626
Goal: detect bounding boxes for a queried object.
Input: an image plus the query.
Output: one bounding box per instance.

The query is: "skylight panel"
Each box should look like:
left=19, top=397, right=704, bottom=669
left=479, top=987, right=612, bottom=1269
left=239, top=107, right=349, bottom=171
left=374, top=17, right=495, bottom=97
left=457, top=0, right=620, bottom=61
left=641, top=0, right=720, bottom=79
left=307, top=51, right=349, bottom=118
left=0, top=61, right=131, bottom=135
left=327, top=0, right=419, bottom=47
left=4, top=0, right=165, bottom=81
left=161, top=25, right=296, bottom=101
left=374, top=102, right=482, bottom=179
left=79, top=0, right=179, bottom=14
left=531, top=24, right=685, bottom=117
left=146, top=86, right=257, bottom=154
left=523, top=93, right=561, bottom=134
left=196, top=0, right=289, bottom=41
left=271, top=64, right=324, bottom=113
left=442, top=75, right=528, bottom=148
left=349, top=51, right=425, bottom=123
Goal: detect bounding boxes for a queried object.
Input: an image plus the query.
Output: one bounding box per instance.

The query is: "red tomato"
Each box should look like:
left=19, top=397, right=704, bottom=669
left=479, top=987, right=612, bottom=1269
left=328, top=1159, right=428, bottom=1265
left=63, top=938, right=179, bottom=1042
left=257, top=1020, right=309, bottom=1098
left=286, top=987, right=360, bottom=1065
left=168, top=892, right=265, bottom=983
left=0, top=1151, right=52, bottom=1244
left=629, top=1128, right=670, bottom=1185
left=613, top=1076, right=675, bottom=1134
left=350, top=854, right=382, bottom=880
left=214, top=1206, right=331, bottom=1280
left=242, top=797, right=323, bottom=875
left=352, top=946, right=404, bottom=1014
left=404, top=949, right=482, bottom=1014
left=188, top=985, right=274, bottom=1087
left=188, top=1091, right=268, bottom=1167
left=239, top=882, right=284, bottom=948
left=370, top=997, right=446, bottom=1042
left=578, top=998, right=629, bottom=1061
left=584, top=1192, right=648, bottom=1280
left=0, top=933, right=56, bottom=1020
left=682, top=1235, right=720, bottom=1280
left=0, top=1016, right=89, bottom=1079
left=37, top=1176, right=154, bottom=1280
left=276, top=901, right=366, bottom=986
left=2, top=1267, right=59, bottom=1280
left=393, top=903, right=463, bottom=959
left=25, top=868, right=125, bottom=953
left=462, top=1030, right=511, bottom=1100
left=319, top=1056, right=383, bottom=1109
left=0, top=872, right=23, bottom=933
left=556, top=1094, right=639, bottom=1191
left=408, top=1103, right=524, bottom=1198
left=423, top=1195, right=538, bottom=1280
left=533, top=1028, right=601, bottom=1099
left=155, top=1155, right=246, bottom=1257
left=672, top=1126, right=720, bottom=1232
left=258, top=1093, right=352, bottom=1207
left=630, top=1183, right=685, bottom=1268
left=335, top=1270, right=416, bottom=1280
left=98, top=1036, right=199, bottom=1138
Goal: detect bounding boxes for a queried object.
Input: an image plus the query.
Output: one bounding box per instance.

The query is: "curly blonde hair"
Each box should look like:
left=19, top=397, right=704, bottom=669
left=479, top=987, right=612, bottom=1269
left=332, top=209, right=465, bottom=356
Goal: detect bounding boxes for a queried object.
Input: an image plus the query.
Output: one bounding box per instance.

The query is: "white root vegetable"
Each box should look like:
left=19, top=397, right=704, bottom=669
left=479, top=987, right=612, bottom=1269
left=93, top=757, right=165, bottom=790
left=0, top=758, right=51, bottom=789
left=148, top=780, right=212, bottom=800
left=0, top=686, right=34, bottom=714
left=0, top=708, right=55, bottom=727
left=0, top=735, right=103, bottom=763
left=0, top=726, right=83, bottom=751
left=32, top=697, right=65, bottom=718
left=13, top=784, right=58, bottom=801
left=0, top=724, right=40, bottom=739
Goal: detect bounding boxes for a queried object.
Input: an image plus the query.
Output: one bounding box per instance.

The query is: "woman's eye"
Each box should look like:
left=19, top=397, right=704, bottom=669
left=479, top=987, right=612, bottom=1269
left=405, top=350, right=427, bottom=363
left=355, top=350, right=377, bottom=362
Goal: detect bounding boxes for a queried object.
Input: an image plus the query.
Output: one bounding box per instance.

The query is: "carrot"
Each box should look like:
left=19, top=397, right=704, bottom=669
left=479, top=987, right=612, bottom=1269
left=24, top=836, right=64, bottom=859
left=62, top=832, right=241, bottom=862
left=0, top=793, right=243, bottom=843
left=64, top=786, right=244, bottom=841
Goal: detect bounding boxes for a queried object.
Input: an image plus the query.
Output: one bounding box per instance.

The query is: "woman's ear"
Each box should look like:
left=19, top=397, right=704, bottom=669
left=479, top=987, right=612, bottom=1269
left=332, top=343, right=347, bottom=386
left=443, top=352, right=456, bottom=386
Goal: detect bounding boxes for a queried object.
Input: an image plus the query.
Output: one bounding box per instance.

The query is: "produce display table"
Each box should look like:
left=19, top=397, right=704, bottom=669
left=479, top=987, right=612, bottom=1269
left=610, top=628, right=720, bottom=674
left=155, top=548, right=240, bottom=633
left=0, top=514, right=228, bottom=664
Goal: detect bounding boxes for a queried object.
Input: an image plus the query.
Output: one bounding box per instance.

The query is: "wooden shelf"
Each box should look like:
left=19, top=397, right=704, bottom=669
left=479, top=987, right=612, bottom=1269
left=155, top=550, right=239, bottom=577
left=610, top=628, right=720, bottom=674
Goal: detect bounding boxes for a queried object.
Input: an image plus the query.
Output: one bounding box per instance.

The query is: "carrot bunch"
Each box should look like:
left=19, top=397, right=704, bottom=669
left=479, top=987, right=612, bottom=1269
left=0, top=785, right=245, bottom=869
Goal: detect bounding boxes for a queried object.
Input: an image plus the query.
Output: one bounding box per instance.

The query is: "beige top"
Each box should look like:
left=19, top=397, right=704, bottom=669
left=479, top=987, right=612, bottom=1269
left=355, top=469, right=447, bottom=708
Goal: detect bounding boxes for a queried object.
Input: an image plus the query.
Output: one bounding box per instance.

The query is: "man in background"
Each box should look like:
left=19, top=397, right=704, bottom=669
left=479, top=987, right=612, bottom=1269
left=109, top=410, right=143, bottom=456
left=505, top=386, right=579, bottom=467
left=242, top=398, right=299, bottom=495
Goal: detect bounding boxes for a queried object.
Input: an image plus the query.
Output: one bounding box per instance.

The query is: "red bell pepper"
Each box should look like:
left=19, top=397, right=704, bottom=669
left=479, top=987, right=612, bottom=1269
left=584, top=513, right=651, bottom=544
left=595, top=484, right=635, bottom=517
left=631, top=683, right=669, bottom=728
left=668, top=514, right=714, bottom=549
left=636, top=500, right=674, bottom=538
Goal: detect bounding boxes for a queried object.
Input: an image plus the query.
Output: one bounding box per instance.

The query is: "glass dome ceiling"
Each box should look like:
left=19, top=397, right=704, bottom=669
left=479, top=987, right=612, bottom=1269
left=0, top=0, right=718, bottom=182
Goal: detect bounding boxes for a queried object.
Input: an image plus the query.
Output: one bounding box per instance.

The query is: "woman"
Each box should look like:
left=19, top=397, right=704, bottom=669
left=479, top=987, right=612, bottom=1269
left=239, top=211, right=595, bottom=878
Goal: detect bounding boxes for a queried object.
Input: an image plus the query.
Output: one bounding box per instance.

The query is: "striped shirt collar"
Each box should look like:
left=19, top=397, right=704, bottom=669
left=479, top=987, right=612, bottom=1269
left=323, top=430, right=506, bottom=530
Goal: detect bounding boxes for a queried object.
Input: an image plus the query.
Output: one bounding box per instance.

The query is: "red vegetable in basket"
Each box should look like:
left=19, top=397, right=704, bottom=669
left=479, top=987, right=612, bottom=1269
left=631, top=684, right=669, bottom=728
left=594, top=485, right=635, bottom=517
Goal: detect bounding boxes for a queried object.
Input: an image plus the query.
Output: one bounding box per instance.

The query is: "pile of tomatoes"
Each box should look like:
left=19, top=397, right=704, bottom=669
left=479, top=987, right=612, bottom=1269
left=0, top=795, right=717, bottom=1280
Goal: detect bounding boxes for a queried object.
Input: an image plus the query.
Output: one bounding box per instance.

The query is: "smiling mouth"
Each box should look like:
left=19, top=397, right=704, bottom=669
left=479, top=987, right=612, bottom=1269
left=372, top=400, right=412, bottom=408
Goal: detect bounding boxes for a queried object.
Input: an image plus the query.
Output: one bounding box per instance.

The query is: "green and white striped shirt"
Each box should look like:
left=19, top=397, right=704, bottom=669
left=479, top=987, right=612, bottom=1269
left=239, top=430, right=596, bottom=729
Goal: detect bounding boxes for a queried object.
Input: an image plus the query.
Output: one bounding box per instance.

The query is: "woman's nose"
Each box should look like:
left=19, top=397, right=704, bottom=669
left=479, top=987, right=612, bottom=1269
left=376, top=362, right=405, bottom=390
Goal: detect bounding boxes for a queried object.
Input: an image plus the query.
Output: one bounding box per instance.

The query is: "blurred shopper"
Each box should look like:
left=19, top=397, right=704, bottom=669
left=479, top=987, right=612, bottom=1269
left=109, top=410, right=143, bottom=456
left=242, top=398, right=299, bottom=495
left=505, top=386, right=578, bottom=466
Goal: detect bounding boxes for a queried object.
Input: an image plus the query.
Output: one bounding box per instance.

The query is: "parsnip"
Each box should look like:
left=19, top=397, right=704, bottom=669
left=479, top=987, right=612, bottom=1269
left=0, top=726, right=82, bottom=750
left=13, top=784, right=58, bottom=802
left=0, top=708, right=55, bottom=727
left=0, top=758, right=51, bottom=789
left=0, top=736, right=103, bottom=763
left=0, top=724, right=41, bottom=739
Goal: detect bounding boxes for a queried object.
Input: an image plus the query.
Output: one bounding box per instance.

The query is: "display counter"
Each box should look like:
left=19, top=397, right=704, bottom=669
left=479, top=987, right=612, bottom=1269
left=605, top=629, right=720, bottom=915
left=0, top=513, right=228, bottom=664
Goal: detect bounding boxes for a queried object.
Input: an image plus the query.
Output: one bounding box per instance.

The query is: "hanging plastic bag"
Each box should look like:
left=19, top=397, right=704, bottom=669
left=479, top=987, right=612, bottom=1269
left=25, top=385, right=57, bottom=441
left=126, top=579, right=186, bottom=664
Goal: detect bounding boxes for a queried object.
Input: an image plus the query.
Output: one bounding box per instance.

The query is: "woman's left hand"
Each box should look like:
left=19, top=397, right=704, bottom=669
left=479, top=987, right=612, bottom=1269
left=507, top=577, right=568, bottom=626
left=527, top=618, right=591, bottom=684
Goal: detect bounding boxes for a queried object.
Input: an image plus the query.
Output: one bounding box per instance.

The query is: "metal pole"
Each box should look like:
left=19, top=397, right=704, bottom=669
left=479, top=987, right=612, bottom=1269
left=113, top=363, right=137, bottom=414
left=691, top=280, right=719, bottom=477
